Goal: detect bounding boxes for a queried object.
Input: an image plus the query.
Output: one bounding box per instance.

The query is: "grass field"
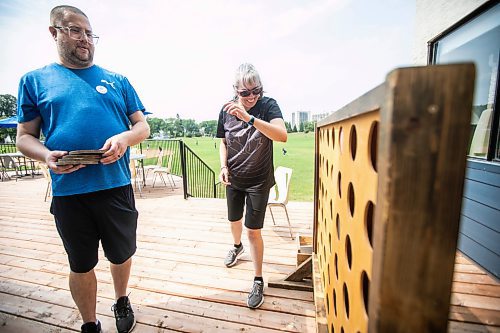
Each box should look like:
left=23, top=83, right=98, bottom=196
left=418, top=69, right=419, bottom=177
left=182, top=132, right=315, bottom=201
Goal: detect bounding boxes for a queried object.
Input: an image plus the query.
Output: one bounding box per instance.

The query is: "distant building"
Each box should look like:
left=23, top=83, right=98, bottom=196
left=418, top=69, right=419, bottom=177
left=311, top=112, right=331, bottom=122
left=291, top=111, right=310, bottom=129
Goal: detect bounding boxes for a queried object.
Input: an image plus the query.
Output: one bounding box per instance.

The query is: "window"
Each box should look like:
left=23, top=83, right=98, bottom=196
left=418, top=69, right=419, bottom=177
left=430, top=2, right=500, bottom=161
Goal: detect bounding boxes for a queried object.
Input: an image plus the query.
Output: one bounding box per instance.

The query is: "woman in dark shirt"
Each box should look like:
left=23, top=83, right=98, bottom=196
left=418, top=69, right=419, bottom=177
left=216, top=63, right=287, bottom=309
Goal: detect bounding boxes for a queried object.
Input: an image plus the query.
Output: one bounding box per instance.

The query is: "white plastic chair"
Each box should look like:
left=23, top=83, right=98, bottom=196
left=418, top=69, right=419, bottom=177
left=267, top=166, right=293, bottom=239
left=469, top=108, right=492, bottom=157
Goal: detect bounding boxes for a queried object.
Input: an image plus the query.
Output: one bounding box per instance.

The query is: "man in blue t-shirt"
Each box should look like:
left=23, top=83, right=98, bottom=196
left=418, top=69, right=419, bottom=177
left=16, top=5, right=150, bottom=333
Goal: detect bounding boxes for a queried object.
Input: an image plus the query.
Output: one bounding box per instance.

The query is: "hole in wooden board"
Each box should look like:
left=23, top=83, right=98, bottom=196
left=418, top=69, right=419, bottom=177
left=338, top=172, right=342, bottom=198
left=369, top=121, right=379, bottom=172
left=343, top=283, right=350, bottom=319
left=336, top=214, right=341, bottom=240
left=348, top=183, right=355, bottom=217
left=350, top=125, right=357, bottom=161
left=346, top=235, right=352, bottom=269
left=362, top=270, right=370, bottom=315
left=365, top=201, right=374, bottom=248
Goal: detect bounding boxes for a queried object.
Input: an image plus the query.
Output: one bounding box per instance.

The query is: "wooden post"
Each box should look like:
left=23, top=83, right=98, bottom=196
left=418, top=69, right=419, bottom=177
left=368, top=64, right=475, bottom=332
left=312, top=254, right=328, bottom=333
left=313, top=126, right=320, bottom=254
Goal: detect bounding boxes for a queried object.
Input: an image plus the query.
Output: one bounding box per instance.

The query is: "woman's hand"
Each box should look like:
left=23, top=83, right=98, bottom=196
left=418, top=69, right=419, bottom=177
left=219, top=166, right=231, bottom=185
left=223, top=101, right=251, bottom=123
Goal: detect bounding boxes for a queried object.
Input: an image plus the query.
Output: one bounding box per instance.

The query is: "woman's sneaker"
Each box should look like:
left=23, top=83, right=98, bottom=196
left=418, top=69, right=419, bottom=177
left=81, top=320, right=102, bottom=333
left=112, top=296, right=136, bottom=333
left=224, top=245, right=244, bottom=267
left=247, top=280, right=264, bottom=309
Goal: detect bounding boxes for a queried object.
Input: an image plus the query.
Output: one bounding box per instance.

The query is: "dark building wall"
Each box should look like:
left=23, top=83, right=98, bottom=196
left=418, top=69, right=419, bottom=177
left=458, top=160, right=500, bottom=279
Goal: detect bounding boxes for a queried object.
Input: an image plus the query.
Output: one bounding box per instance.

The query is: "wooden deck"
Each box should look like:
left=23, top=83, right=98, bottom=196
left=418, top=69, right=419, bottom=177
left=0, top=175, right=499, bottom=332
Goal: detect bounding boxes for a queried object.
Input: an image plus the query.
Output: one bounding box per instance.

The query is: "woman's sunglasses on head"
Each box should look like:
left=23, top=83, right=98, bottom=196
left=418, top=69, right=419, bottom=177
left=237, top=87, right=263, bottom=97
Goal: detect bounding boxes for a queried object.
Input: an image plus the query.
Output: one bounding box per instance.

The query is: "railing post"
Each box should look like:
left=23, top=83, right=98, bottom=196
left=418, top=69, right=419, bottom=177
left=213, top=173, right=217, bottom=198
left=179, top=140, right=189, bottom=199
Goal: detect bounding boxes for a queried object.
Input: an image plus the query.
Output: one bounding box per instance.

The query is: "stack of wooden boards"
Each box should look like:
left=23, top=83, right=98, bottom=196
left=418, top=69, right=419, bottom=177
left=55, top=150, right=105, bottom=166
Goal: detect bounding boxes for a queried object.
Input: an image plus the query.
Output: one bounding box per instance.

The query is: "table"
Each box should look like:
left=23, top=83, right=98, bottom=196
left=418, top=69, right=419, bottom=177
left=130, top=153, right=146, bottom=186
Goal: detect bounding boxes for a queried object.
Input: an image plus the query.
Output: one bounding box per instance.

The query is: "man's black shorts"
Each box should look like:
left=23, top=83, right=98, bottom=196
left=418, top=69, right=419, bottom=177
left=226, top=185, right=270, bottom=229
left=50, top=184, right=138, bottom=273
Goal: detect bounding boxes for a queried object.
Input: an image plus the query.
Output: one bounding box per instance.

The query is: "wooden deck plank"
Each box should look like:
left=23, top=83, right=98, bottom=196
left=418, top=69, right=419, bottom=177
left=449, top=305, right=500, bottom=326
left=448, top=320, right=500, bottom=333
left=0, top=312, right=78, bottom=333
left=0, top=255, right=315, bottom=312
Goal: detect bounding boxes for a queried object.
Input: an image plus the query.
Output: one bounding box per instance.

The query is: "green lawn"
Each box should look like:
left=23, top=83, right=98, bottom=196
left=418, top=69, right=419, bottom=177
left=182, top=132, right=315, bottom=201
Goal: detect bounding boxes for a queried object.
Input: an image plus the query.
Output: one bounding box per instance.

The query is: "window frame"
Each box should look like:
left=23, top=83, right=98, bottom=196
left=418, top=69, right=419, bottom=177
left=428, top=1, right=500, bottom=162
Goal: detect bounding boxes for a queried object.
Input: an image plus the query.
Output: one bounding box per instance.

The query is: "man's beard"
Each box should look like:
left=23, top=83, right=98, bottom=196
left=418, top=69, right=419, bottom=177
left=68, top=50, right=93, bottom=67
left=59, top=43, right=94, bottom=68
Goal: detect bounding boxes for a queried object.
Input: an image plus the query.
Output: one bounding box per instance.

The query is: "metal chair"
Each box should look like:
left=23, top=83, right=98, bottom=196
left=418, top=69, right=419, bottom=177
left=129, top=158, right=143, bottom=198
left=267, top=166, right=293, bottom=239
left=0, top=156, right=10, bottom=181
left=143, top=147, right=163, bottom=182
left=0, top=155, right=23, bottom=180
left=39, top=163, right=52, bottom=201
left=152, top=150, right=175, bottom=190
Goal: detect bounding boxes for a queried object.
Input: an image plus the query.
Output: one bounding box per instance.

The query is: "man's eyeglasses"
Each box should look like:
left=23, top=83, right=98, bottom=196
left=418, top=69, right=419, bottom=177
left=236, top=86, right=263, bottom=97
left=53, top=26, right=99, bottom=44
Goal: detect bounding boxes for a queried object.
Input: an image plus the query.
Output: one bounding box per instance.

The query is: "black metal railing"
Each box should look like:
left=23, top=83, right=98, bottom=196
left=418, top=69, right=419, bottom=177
left=180, top=142, right=216, bottom=199
left=215, top=181, right=226, bottom=199
left=137, top=139, right=225, bottom=199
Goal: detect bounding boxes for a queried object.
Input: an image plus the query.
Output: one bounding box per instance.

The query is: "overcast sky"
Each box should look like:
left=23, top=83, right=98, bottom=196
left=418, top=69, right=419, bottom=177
left=0, top=0, right=415, bottom=122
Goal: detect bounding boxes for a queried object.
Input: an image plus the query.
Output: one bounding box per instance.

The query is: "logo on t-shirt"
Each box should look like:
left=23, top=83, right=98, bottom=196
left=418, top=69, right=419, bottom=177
left=96, top=85, right=108, bottom=94
left=101, top=79, right=116, bottom=89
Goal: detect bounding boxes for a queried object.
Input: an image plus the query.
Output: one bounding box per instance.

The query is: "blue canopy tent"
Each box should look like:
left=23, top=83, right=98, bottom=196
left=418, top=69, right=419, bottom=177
left=0, top=116, right=18, bottom=128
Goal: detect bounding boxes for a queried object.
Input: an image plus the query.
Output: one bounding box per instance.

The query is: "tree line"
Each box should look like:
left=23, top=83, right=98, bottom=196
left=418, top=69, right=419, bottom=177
left=1, top=93, right=317, bottom=142
left=148, top=116, right=316, bottom=138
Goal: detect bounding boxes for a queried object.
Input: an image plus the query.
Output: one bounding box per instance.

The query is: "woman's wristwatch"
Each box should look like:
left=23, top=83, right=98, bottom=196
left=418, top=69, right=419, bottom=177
left=247, top=116, right=255, bottom=126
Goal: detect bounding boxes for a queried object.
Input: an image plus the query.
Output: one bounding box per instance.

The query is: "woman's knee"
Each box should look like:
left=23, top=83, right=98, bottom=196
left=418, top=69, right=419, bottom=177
left=247, top=228, right=262, bottom=241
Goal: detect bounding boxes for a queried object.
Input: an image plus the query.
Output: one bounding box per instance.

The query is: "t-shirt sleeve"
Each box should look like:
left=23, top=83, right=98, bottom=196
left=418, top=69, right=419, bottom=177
left=216, top=108, right=225, bottom=138
left=122, top=77, right=145, bottom=115
left=264, top=98, right=283, bottom=122
left=17, top=74, right=40, bottom=123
